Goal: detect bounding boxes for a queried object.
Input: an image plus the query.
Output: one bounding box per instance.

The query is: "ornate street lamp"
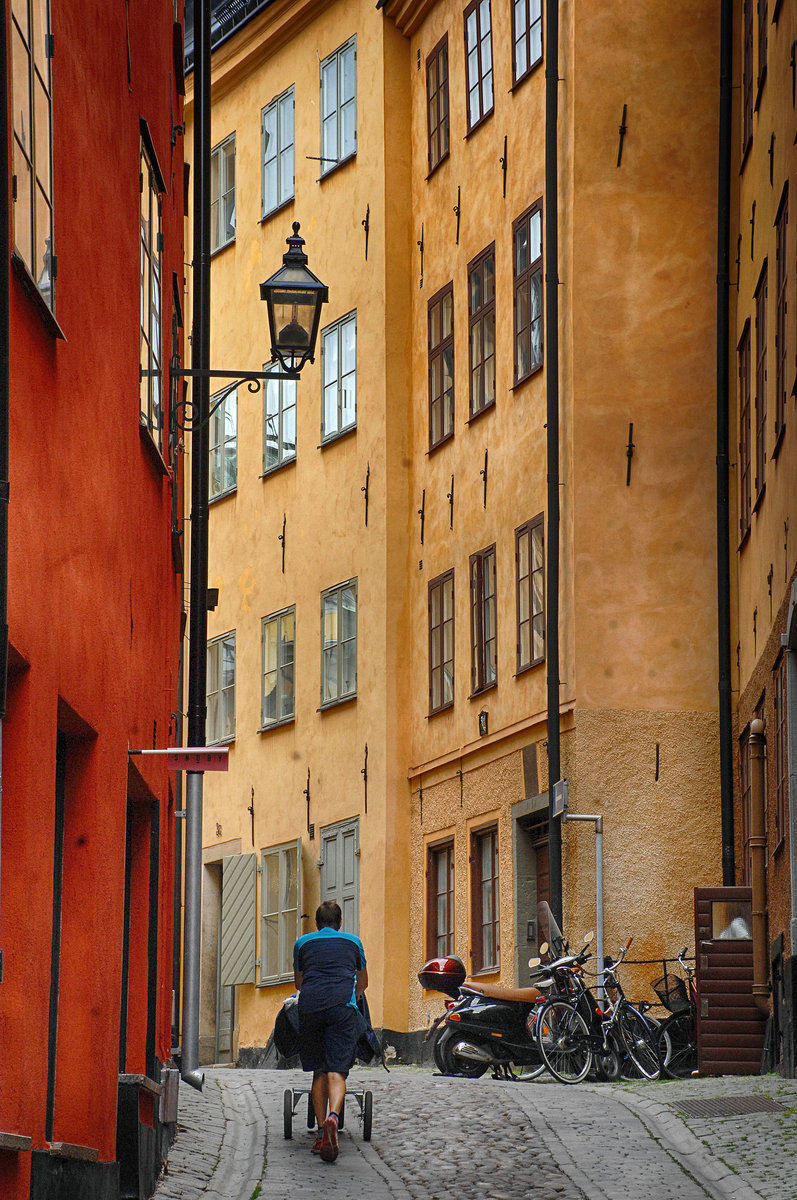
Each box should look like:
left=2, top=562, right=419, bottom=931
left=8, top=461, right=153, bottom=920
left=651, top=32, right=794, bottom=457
left=261, top=222, right=329, bottom=374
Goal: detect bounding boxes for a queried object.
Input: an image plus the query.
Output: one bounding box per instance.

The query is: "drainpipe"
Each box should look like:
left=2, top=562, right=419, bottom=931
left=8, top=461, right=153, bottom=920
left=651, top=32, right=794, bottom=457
left=180, top=0, right=211, bottom=1093
left=717, top=0, right=735, bottom=886
left=545, top=0, right=562, bottom=928
left=0, top=0, right=11, bottom=960
left=748, top=719, right=770, bottom=1011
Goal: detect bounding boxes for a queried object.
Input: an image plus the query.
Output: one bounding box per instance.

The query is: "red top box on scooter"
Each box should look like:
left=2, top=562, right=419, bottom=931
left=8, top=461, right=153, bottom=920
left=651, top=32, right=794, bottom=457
left=418, top=955, right=467, bottom=997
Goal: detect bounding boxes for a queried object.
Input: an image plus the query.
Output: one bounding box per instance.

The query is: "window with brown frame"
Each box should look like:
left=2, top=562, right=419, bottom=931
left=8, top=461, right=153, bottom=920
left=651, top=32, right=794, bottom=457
left=774, top=657, right=787, bottom=846
left=470, top=825, right=499, bottom=972
left=468, top=245, right=496, bottom=417
left=757, top=0, right=767, bottom=97
left=775, top=189, right=788, bottom=444
left=429, top=284, right=454, bottom=448
left=742, top=0, right=753, bottom=155
left=740, top=729, right=751, bottom=886
left=464, top=0, right=494, bottom=133
left=429, top=570, right=455, bottom=714
left=427, top=36, right=450, bottom=174
left=470, top=545, right=496, bottom=694
left=739, top=321, right=752, bottom=539
left=755, top=264, right=767, bottom=503
left=427, top=840, right=455, bottom=957
left=513, top=202, right=543, bottom=383
left=512, top=0, right=542, bottom=86
left=516, top=517, right=544, bottom=672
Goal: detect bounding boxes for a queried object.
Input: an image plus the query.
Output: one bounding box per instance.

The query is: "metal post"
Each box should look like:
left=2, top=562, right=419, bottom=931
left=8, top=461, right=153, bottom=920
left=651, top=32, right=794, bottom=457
left=564, top=813, right=604, bottom=1001
left=180, top=0, right=211, bottom=1092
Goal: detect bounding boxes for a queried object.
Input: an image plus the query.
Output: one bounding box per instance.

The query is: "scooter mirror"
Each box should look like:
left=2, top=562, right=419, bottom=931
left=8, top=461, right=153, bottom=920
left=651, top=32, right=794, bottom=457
left=528, top=957, right=541, bottom=969
left=539, top=942, right=549, bottom=956
left=584, top=931, right=594, bottom=944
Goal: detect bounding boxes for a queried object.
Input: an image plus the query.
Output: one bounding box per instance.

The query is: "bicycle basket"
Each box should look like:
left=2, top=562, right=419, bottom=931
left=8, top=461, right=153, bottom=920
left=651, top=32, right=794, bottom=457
left=651, top=972, right=689, bottom=1014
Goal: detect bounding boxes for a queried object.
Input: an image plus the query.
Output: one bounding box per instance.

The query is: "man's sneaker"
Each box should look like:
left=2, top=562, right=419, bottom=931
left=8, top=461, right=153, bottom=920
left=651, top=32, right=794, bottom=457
left=319, top=1113, right=339, bottom=1162
left=311, top=1133, right=323, bottom=1155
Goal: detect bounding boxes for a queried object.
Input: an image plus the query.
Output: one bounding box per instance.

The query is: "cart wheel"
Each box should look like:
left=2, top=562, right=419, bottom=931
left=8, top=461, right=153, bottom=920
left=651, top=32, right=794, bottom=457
left=283, top=1089, right=293, bottom=1140
left=306, top=1092, right=315, bottom=1130
left=337, top=1098, right=345, bottom=1131
left=362, top=1090, right=373, bottom=1141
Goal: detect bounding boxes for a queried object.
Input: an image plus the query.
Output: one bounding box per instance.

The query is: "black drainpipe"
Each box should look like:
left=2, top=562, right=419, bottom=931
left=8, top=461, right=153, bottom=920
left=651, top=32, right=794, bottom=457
left=0, top=0, right=11, bottom=964
left=717, top=0, right=735, bottom=886
left=545, top=0, right=562, bottom=927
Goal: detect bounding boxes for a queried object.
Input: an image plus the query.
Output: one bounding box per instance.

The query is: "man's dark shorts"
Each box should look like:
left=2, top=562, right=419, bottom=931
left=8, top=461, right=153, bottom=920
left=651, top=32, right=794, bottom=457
left=298, top=1004, right=363, bottom=1076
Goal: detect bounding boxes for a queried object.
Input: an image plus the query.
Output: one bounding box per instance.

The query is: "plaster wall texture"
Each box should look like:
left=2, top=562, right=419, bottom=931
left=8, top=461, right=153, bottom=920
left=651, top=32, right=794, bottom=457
left=409, top=747, right=527, bottom=1031
left=184, top=0, right=414, bottom=1050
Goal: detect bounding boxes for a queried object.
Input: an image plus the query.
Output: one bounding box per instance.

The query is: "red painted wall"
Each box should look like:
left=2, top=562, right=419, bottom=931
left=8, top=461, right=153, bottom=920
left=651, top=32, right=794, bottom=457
left=0, top=1, right=185, bottom=1195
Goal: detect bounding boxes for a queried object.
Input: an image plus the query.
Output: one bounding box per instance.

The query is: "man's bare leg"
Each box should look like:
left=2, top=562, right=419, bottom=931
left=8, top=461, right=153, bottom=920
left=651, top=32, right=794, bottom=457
left=326, top=1072, right=346, bottom=1117
left=311, top=1071, right=328, bottom=1128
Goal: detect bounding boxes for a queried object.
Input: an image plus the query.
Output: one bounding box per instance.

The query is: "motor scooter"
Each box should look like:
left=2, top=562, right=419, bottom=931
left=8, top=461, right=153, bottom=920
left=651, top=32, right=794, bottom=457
left=418, top=953, right=553, bottom=1080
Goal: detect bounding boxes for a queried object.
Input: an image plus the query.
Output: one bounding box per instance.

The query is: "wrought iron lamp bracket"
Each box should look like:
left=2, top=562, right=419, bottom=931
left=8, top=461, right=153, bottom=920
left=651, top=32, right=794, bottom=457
left=168, top=362, right=300, bottom=432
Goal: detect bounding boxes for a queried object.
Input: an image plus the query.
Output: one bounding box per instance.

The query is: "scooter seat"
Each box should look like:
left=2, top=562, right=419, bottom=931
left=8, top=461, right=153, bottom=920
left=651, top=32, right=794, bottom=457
left=464, top=982, right=542, bottom=1003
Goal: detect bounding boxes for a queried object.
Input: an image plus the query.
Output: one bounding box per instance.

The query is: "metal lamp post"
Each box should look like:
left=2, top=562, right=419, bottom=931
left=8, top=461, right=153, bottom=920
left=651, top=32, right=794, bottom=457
left=178, top=221, right=327, bottom=1091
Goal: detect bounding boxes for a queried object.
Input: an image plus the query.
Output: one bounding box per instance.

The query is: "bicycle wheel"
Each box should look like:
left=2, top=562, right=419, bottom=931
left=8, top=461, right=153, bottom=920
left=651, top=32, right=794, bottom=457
left=536, top=999, right=593, bottom=1084
left=658, top=1012, right=697, bottom=1079
left=616, top=1005, right=660, bottom=1080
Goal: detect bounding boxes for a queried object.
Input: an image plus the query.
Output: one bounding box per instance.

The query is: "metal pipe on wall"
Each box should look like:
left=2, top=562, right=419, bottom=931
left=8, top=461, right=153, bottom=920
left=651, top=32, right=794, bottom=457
left=716, top=0, right=735, bottom=887
left=545, top=0, right=562, bottom=928
left=748, top=719, right=770, bottom=1011
left=180, top=0, right=212, bottom=1092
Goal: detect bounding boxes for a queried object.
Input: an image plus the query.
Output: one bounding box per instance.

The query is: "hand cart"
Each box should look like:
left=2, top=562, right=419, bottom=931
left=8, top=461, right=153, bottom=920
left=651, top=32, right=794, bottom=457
left=282, top=1085, right=373, bottom=1141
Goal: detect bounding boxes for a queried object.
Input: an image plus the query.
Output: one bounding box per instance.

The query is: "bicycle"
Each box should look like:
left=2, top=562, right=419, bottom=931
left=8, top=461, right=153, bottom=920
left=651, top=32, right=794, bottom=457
left=652, top=949, right=698, bottom=1079
left=536, top=937, right=661, bottom=1084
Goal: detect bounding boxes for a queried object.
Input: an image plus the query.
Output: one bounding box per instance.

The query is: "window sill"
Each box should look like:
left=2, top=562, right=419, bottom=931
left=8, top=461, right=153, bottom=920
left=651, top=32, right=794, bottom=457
left=427, top=702, right=454, bottom=719
left=738, top=525, right=751, bottom=552
left=470, top=965, right=500, bottom=978
left=515, top=657, right=544, bottom=678
left=772, top=423, right=785, bottom=461
left=209, top=486, right=237, bottom=505
left=208, top=735, right=236, bottom=748
left=511, top=361, right=543, bottom=390
left=318, top=693, right=357, bottom=714
left=468, top=681, right=497, bottom=701
left=256, top=974, right=294, bottom=989
left=259, top=716, right=295, bottom=734
left=740, top=138, right=752, bottom=175
left=319, top=423, right=356, bottom=449
left=260, top=196, right=295, bottom=226
left=465, top=107, right=494, bottom=140
left=753, top=483, right=766, bottom=514
left=319, top=151, right=357, bottom=183
left=425, top=150, right=450, bottom=182
left=139, top=421, right=171, bottom=477
left=210, top=238, right=236, bottom=260
left=466, top=400, right=496, bottom=427
left=428, top=431, right=454, bottom=456
left=11, top=252, right=66, bottom=340
left=510, top=57, right=543, bottom=92
left=773, top=833, right=786, bottom=858
left=261, top=457, right=296, bottom=480
left=754, top=68, right=767, bottom=113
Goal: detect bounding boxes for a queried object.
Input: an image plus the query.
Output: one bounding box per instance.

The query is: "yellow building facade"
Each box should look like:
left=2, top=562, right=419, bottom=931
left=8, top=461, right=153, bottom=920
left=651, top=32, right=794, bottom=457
left=186, top=0, right=728, bottom=1063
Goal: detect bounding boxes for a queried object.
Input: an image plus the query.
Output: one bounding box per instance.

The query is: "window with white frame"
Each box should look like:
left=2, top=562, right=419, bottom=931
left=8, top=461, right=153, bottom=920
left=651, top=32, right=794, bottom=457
left=320, top=36, right=356, bottom=176
left=260, top=839, right=301, bottom=983
left=262, top=87, right=294, bottom=218
left=140, top=140, right=163, bottom=451
left=263, top=368, right=297, bottom=472
left=321, top=312, right=356, bottom=441
left=207, top=632, right=235, bottom=744
left=209, top=387, right=237, bottom=500
left=464, top=0, right=494, bottom=132
left=321, top=580, right=357, bottom=706
left=262, top=607, right=295, bottom=728
left=516, top=516, right=544, bottom=671
left=211, top=133, right=235, bottom=253
left=11, top=0, right=55, bottom=310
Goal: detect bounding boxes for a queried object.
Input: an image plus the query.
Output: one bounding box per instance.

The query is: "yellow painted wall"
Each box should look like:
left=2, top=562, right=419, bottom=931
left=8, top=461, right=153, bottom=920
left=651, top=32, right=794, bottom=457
left=185, top=0, right=413, bottom=1053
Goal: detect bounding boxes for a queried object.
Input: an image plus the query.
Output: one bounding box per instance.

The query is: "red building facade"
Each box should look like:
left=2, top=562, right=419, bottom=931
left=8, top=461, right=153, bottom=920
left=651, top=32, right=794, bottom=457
left=1, top=2, right=186, bottom=1197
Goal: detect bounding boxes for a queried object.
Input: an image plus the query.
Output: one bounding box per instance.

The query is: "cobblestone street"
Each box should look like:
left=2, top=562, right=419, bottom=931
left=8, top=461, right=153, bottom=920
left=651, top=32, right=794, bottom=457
left=154, top=1067, right=797, bottom=1200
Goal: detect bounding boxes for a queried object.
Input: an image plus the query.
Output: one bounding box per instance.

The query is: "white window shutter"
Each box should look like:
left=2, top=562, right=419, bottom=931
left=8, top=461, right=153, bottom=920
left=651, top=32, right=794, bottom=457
left=220, top=852, right=257, bottom=986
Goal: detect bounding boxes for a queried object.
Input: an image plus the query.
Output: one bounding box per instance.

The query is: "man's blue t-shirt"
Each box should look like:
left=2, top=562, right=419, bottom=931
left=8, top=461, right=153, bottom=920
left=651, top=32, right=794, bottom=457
left=293, top=927, right=366, bottom=1013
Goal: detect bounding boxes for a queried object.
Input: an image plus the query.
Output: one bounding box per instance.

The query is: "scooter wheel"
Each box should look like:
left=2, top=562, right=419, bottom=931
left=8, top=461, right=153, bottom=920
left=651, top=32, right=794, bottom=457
left=439, top=1028, right=490, bottom=1078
